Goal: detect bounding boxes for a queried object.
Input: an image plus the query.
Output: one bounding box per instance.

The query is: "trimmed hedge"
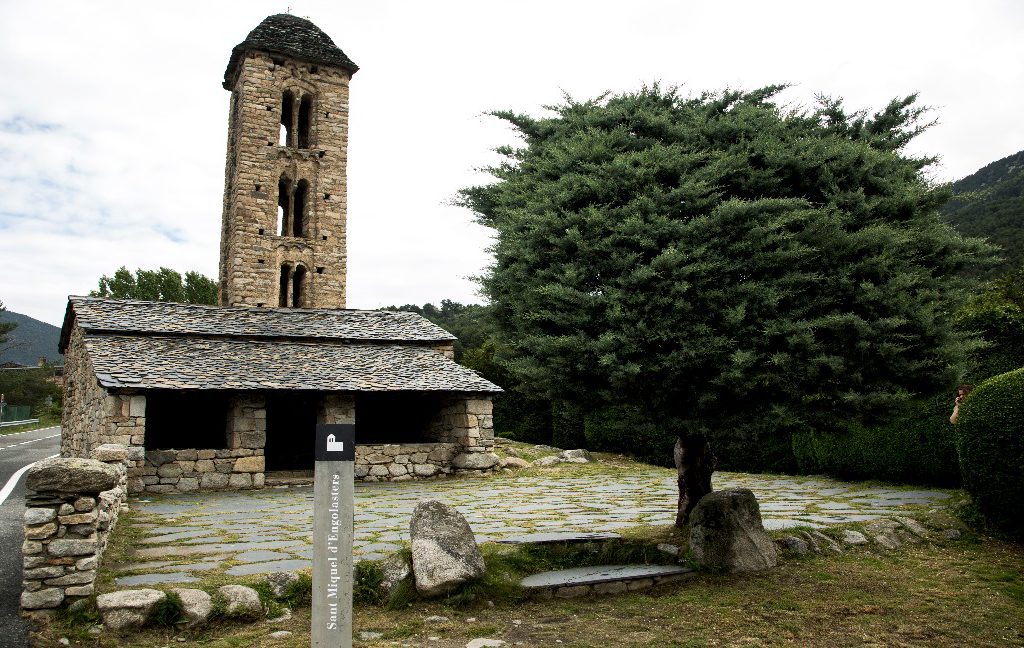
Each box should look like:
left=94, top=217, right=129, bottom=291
left=791, top=394, right=962, bottom=487
left=954, top=367, right=1024, bottom=536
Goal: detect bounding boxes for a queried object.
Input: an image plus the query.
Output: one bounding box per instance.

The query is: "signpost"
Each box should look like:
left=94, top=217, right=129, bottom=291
left=312, top=423, right=355, bottom=648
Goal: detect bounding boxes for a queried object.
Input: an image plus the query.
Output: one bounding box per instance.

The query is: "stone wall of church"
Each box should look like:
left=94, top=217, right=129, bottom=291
left=219, top=50, right=351, bottom=309
left=430, top=396, right=495, bottom=453
left=60, top=327, right=110, bottom=459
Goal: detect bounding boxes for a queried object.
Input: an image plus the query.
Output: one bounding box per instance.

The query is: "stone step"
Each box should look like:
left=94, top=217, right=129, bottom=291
left=495, top=531, right=621, bottom=545
left=521, top=564, right=694, bottom=598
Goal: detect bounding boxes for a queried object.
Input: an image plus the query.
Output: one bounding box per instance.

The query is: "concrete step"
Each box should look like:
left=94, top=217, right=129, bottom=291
left=521, top=564, right=694, bottom=598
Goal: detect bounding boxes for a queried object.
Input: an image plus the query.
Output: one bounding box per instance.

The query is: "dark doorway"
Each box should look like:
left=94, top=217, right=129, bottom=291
left=146, top=391, right=230, bottom=450
left=355, top=392, right=442, bottom=444
left=264, top=392, right=317, bottom=471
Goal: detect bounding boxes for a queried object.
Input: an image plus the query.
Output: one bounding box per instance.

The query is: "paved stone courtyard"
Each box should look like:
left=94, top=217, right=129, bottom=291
left=114, top=468, right=953, bottom=586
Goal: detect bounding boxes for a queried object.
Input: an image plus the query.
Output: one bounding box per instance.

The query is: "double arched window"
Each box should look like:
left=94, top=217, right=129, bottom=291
left=279, top=90, right=315, bottom=149
left=277, top=176, right=309, bottom=237
left=279, top=263, right=308, bottom=308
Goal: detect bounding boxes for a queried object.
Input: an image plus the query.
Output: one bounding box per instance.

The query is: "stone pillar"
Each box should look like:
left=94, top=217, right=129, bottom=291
left=429, top=396, right=494, bottom=452
left=20, top=457, right=122, bottom=618
left=319, top=393, right=355, bottom=425
left=224, top=394, right=266, bottom=490
left=101, top=394, right=146, bottom=447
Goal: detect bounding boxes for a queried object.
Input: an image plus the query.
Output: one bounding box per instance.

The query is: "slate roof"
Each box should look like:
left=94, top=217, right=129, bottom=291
left=84, top=335, right=500, bottom=393
left=224, top=14, right=358, bottom=89
left=60, top=297, right=455, bottom=351
left=60, top=297, right=498, bottom=394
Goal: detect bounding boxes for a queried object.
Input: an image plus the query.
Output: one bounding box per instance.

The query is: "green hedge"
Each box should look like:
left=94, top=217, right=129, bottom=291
left=791, top=394, right=962, bottom=487
left=954, top=367, right=1024, bottom=536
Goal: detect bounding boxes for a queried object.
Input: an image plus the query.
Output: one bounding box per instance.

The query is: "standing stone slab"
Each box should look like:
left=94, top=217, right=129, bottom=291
left=689, top=489, right=778, bottom=572
left=410, top=500, right=485, bottom=597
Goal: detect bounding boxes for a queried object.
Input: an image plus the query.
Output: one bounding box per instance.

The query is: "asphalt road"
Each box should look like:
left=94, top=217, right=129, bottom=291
left=0, top=426, right=61, bottom=648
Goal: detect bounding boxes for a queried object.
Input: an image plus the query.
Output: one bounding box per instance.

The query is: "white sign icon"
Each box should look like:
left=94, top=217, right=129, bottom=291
left=326, top=434, right=345, bottom=453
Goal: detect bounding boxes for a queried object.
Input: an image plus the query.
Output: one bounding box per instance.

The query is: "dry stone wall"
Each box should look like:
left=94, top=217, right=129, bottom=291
left=20, top=449, right=130, bottom=618
left=220, top=51, right=351, bottom=309
left=60, top=327, right=108, bottom=458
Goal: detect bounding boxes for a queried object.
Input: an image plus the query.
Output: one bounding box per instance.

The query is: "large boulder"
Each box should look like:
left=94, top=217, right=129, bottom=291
left=452, top=453, right=499, bottom=470
left=409, top=500, right=485, bottom=597
left=217, top=584, right=262, bottom=618
left=26, top=458, right=119, bottom=494
left=96, top=589, right=166, bottom=630
left=688, top=489, right=778, bottom=572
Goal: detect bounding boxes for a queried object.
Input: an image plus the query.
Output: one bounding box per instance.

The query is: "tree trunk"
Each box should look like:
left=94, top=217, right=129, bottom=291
left=674, top=434, right=717, bottom=527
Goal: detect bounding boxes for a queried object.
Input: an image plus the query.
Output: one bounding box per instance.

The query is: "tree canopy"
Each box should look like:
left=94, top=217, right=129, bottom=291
left=90, top=267, right=218, bottom=305
left=460, top=85, right=995, bottom=449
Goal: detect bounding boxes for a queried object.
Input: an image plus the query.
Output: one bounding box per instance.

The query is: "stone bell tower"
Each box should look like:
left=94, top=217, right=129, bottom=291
left=219, top=14, right=358, bottom=309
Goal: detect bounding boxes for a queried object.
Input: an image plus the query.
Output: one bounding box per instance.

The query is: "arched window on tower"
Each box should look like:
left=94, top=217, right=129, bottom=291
left=277, top=176, right=292, bottom=236
left=293, top=180, right=309, bottom=237
left=279, top=264, right=291, bottom=307
left=280, top=90, right=295, bottom=146
left=298, top=95, right=313, bottom=149
left=292, top=265, right=307, bottom=308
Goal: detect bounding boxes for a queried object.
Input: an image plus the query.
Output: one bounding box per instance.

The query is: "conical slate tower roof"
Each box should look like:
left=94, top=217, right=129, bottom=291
left=223, top=13, right=358, bottom=88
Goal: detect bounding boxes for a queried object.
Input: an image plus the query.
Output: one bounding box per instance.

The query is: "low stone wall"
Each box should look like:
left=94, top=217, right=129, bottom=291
left=355, top=442, right=459, bottom=481
left=21, top=447, right=130, bottom=618
left=136, top=448, right=266, bottom=493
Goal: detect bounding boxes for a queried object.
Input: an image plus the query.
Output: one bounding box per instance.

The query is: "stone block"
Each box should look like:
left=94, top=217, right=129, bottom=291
left=233, top=456, right=264, bottom=473
left=413, top=464, right=439, bottom=477
left=201, top=473, right=230, bottom=489
left=229, top=473, right=253, bottom=489
left=157, top=463, right=183, bottom=478
left=241, top=430, right=266, bottom=448
left=76, top=556, right=98, bottom=571
left=25, top=523, right=58, bottom=540
left=178, top=478, right=200, bottom=492
left=466, top=399, right=493, bottom=415
left=142, top=476, right=159, bottom=485
left=127, top=477, right=145, bottom=493
left=65, top=584, right=95, bottom=597
left=368, top=465, right=389, bottom=477
left=252, top=473, right=265, bottom=488
left=388, top=464, right=408, bottom=476
left=46, top=539, right=96, bottom=557
left=45, top=570, right=96, bottom=586
left=21, top=588, right=64, bottom=610
left=128, top=395, right=146, bottom=417
left=23, top=541, right=42, bottom=555
left=24, top=508, right=56, bottom=525
left=25, top=458, right=119, bottom=494
left=97, top=589, right=166, bottom=630
left=197, top=449, right=216, bottom=460
left=91, top=444, right=129, bottom=462
left=73, top=497, right=96, bottom=512
left=364, top=453, right=389, bottom=465
left=59, top=510, right=98, bottom=525
left=146, top=484, right=175, bottom=494
left=24, top=566, right=65, bottom=579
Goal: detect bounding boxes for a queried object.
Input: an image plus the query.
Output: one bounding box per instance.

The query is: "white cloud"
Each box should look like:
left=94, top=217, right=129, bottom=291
left=1, top=0, right=1022, bottom=326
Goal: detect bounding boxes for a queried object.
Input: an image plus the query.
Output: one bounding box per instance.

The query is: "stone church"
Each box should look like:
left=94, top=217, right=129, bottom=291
left=58, top=14, right=501, bottom=494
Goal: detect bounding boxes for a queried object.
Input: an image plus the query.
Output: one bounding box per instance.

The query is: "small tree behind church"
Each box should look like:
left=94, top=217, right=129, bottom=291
left=459, top=85, right=996, bottom=525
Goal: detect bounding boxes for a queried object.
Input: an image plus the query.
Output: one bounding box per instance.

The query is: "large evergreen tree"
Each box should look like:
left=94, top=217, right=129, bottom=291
left=460, top=86, right=994, bottom=524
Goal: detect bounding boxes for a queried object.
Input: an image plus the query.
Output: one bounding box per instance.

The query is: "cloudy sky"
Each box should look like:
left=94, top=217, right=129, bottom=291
left=1, top=1, right=1022, bottom=326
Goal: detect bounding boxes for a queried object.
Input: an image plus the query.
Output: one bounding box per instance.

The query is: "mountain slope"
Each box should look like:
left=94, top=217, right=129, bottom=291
left=0, top=310, right=62, bottom=366
left=941, top=149, right=1024, bottom=276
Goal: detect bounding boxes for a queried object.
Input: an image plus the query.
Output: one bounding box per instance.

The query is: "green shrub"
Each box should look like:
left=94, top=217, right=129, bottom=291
left=280, top=572, right=312, bottom=608
left=954, top=367, right=1024, bottom=536
left=148, top=591, right=184, bottom=627
left=792, top=393, right=962, bottom=486
left=353, top=560, right=386, bottom=606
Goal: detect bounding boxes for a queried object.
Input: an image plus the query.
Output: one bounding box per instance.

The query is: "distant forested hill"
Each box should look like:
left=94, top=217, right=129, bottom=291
left=0, top=310, right=62, bottom=366
left=941, top=149, right=1024, bottom=276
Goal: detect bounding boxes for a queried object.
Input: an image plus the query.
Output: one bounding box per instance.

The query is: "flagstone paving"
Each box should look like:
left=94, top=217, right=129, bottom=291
left=115, top=468, right=954, bottom=585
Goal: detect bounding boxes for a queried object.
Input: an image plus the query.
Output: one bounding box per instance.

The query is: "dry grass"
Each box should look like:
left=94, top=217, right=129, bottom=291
left=32, top=531, right=1024, bottom=647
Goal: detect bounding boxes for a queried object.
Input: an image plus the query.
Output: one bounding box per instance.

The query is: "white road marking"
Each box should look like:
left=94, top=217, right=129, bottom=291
left=0, top=434, right=61, bottom=452
left=0, top=454, right=59, bottom=506
left=0, top=425, right=59, bottom=438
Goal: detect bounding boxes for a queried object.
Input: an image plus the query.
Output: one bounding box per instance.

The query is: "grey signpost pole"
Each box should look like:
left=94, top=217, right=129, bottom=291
left=312, top=423, right=355, bottom=648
